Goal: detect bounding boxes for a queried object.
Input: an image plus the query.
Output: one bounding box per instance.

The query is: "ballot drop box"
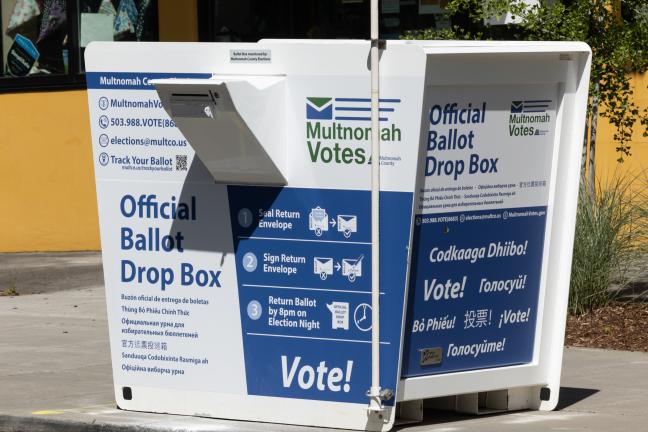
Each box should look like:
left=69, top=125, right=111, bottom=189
left=86, top=40, right=591, bottom=431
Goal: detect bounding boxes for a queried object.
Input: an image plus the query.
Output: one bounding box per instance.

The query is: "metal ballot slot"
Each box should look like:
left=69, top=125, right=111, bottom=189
left=153, top=75, right=287, bottom=185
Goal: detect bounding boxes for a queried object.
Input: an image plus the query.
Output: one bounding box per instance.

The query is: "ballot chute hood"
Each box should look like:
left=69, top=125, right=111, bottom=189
left=152, top=75, right=287, bottom=185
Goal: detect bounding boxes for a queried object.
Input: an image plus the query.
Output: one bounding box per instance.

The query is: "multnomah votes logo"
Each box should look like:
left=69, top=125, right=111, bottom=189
left=306, top=97, right=399, bottom=121
left=305, top=96, right=403, bottom=166
left=508, top=99, right=552, bottom=137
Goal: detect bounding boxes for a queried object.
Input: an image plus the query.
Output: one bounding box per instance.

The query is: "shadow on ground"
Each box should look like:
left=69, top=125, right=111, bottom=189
left=555, top=387, right=599, bottom=410
left=609, top=253, right=648, bottom=301
left=393, top=386, right=600, bottom=429
left=610, top=280, right=648, bottom=301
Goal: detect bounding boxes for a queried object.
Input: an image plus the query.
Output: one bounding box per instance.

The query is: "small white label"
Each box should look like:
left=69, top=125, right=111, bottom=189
left=229, top=49, right=272, bottom=64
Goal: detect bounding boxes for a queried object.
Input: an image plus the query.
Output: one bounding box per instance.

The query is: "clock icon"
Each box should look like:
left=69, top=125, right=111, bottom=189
left=354, top=303, right=372, bottom=332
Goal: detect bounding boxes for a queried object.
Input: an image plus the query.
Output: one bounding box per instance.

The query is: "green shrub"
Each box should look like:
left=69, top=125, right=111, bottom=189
left=569, top=174, right=648, bottom=315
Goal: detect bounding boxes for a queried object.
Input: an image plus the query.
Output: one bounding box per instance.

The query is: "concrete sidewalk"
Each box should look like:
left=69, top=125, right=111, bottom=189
left=1, top=287, right=647, bottom=432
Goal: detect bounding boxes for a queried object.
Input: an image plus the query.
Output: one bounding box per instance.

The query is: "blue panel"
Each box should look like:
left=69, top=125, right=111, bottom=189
left=86, top=72, right=211, bottom=90
left=402, top=207, right=547, bottom=377
left=228, top=187, right=412, bottom=404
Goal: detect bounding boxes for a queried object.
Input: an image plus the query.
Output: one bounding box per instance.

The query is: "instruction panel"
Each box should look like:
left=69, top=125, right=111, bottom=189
left=402, top=85, right=559, bottom=376
left=228, top=186, right=412, bottom=403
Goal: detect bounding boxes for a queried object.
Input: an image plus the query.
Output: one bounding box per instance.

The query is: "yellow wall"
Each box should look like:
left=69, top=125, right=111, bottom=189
left=0, top=90, right=100, bottom=252
left=595, top=72, right=648, bottom=183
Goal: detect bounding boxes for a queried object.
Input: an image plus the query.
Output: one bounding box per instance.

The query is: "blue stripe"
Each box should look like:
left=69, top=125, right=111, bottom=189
left=524, top=110, right=547, bottom=113
left=87, top=72, right=212, bottom=90
left=335, top=117, right=388, bottom=121
left=335, top=98, right=401, bottom=103
left=526, top=99, right=551, bottom=103
left=335, top=107, right=395, bottom=112
left=15, top=35, right=39, bottom=59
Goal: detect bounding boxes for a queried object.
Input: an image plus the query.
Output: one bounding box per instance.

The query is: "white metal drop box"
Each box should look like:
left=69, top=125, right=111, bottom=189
left=85, top=39, right=591, bottom=431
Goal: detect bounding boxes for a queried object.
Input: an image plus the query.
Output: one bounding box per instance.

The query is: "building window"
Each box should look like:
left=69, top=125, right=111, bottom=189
left=196, top=0, right=441, bottom=43
left=0, top=0, right=158, bottom=92
left=78, top=0, right=158, bottom=71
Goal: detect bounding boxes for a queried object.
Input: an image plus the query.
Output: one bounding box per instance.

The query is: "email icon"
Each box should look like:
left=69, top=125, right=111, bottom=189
left=510, top=101, right=524, bottom=113
left=307, top=97, right=333, bottom=120
left=314, top=257, right=334, bottom=280
left=337, top=215, right=357, bottom=238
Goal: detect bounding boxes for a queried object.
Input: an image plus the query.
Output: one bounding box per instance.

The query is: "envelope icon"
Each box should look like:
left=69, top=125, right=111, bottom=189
left=342, top=258, right=362, bottom=278
left=337, top=215, right=357, bottom=236
left=510, top=101, right=524, bottom=113
left=314, top=257, right=334, bottom=278
left=307, top=97, right=333, bottom=120
left=309, top=206, right=329, bottom=236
